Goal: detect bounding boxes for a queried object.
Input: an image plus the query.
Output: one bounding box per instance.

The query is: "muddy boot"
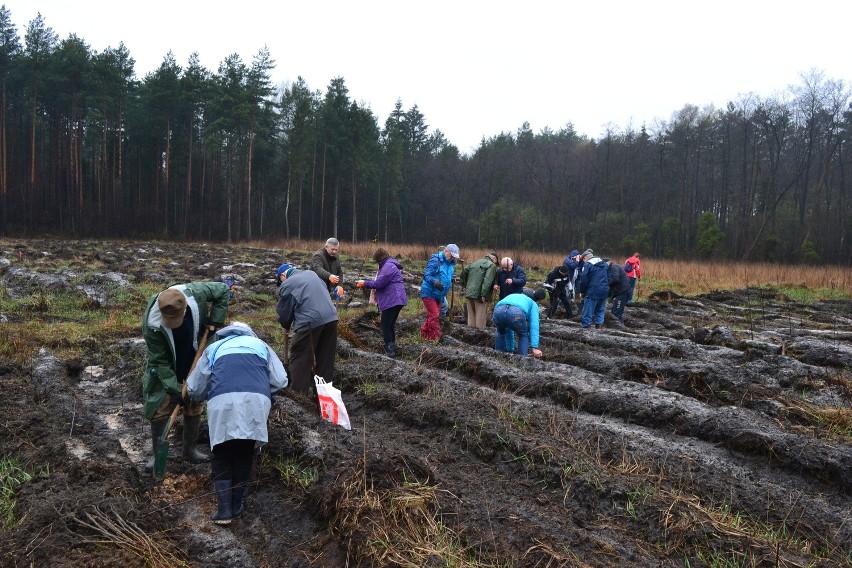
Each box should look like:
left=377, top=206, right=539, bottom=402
left=182, top=414, right=209, bottom=463
left=211, top=480, right=233, bottom=525
left=144, top=418, right=168, bottom=473
left=385, top=342, right=397, bottom=358
left=231, top=481, right=247, bottom=519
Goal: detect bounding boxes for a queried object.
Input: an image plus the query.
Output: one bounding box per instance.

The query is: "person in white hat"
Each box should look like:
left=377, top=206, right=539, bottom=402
left=419, top=244, right=460, bottom=341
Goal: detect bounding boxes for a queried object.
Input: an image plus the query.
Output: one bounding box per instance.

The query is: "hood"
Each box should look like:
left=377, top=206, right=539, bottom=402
left=569, top=249, right=579, bottom=257
left=215, top=322, right=257, bottom=339
left=382, top=257, right=403, bottom=270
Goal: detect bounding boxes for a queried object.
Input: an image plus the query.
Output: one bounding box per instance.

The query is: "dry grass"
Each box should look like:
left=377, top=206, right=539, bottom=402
left=328, top=459, right=505, bottom=567
left=73, top=506, right=188, bottom=568
left=253, top=239, right=852, bottom=298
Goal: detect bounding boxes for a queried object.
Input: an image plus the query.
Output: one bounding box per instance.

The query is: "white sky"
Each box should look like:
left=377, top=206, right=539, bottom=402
left=4, top=1, right=850, bottom=154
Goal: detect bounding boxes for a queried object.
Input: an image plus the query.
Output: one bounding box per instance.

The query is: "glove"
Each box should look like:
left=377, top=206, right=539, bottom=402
left=329, top=274, right=340, bottom=285
left=433, top=280, right=444, bottom=291
left=355, top=280, right=365, bottom=288
left=170, top=392, right=185, bottom=406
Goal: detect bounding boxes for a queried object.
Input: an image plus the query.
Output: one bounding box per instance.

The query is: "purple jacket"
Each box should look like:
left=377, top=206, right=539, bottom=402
left=364, top=257, right=408, bottom=311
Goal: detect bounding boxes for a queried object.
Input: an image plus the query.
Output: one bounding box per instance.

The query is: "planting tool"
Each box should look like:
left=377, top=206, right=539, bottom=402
left=153, top=326, right=210, bottom=480
left=282, top=331, right=290, bottom=369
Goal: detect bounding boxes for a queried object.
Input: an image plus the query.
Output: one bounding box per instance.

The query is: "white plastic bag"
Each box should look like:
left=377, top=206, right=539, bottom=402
left=315, top=375, right=351, bottom=430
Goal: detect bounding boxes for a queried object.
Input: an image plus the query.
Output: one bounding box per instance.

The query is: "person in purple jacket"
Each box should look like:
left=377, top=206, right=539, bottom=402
left=356, top=247, right=408, bottom=358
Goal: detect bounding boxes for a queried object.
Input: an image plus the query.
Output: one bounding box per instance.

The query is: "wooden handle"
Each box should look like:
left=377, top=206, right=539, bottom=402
left=165, top=326, right=210, bottom=435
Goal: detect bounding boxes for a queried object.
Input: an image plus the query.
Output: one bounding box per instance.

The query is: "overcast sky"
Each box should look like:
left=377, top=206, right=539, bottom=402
left=4, top=1, right=850, bottom=153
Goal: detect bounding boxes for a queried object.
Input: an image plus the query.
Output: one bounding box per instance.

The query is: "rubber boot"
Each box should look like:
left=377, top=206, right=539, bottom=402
left=211, top=480, right=233, bottom=525
left=144, top=418, right=168, bottom=473
left=385, top=342, right=397, bottom=358
left=231, top=480, right=247, bottom=519
left=182, top=414, right=209, bottom=463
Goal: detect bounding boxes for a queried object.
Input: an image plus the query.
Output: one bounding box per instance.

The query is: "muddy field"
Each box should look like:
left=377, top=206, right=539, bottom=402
left=0, top=238, right=850, bottom=567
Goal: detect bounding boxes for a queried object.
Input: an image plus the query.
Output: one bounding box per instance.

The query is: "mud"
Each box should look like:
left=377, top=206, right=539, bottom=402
left=0, top=238, right=850, bottom=567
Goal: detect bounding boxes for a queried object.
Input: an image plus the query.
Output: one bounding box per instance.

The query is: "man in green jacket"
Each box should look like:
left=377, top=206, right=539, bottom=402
left=141, top=282, right=230, bottom=473
left=461, top=252, right=498, bottom=329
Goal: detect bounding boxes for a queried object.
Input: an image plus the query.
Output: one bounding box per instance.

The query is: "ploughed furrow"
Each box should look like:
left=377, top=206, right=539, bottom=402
left=331, top=345, right=851, bottom=564
left=404, top=342, right=852, bottom=495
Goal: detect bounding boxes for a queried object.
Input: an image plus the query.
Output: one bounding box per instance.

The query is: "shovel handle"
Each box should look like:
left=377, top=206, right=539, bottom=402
left=160, top=326, right=211, bottom=440
left=283, top=331, right=290, bottom=366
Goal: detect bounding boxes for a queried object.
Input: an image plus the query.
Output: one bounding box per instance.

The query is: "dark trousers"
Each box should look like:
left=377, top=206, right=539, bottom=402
left=289, top=320, right=338, bottom=396
left=211, top=438, right=255, bottom=487
left=548, top=288, right=572, bottom=318
left=611, top=292, right=630, bottom=322
left=380, top=305, right=403, bottom=345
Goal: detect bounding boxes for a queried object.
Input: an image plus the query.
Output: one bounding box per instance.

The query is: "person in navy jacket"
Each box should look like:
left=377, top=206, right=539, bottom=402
left=607, top=259, right=631, bottom=324
left=575, top=249, right=610, bottom=329
left=493, top=257, right=527, bottom=300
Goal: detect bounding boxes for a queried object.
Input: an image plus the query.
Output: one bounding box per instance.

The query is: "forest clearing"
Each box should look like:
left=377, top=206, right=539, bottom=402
left=0, top=237, right=850, bottom=567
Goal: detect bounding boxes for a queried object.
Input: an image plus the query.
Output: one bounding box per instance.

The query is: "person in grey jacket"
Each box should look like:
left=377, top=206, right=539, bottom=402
left=187, top=322, right=287, bottom=525
left=276, top=265, right=338, bottom=396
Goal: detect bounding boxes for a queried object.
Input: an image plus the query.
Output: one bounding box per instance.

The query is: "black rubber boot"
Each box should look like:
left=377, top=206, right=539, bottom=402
left=144, top=419, right=168, bottom=473
left=211, top=479, right=233, bottom=525
left=385, top=342, right=397, bottom=358
left=182, top=414, right=209, bottom=463
left=231, top=481, right=247, bottom=519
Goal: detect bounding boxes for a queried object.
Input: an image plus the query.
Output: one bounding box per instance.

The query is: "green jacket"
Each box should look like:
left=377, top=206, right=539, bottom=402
left=141, top=282, right=230, bottom=419
left=461, top=256, right=498, bottom=301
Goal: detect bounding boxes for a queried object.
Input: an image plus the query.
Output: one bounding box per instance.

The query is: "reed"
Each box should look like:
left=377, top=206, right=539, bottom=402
left=254, top=239, right=852, bottom=298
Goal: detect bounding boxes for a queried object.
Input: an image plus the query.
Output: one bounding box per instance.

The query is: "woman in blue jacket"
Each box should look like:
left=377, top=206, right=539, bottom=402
left=420, top=244, right=459, bottom=341
left=187, top=322, right=288, bottom=525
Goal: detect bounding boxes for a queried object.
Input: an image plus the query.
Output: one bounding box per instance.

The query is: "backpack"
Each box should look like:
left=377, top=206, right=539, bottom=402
left=624, top=261, right=633, bottom=275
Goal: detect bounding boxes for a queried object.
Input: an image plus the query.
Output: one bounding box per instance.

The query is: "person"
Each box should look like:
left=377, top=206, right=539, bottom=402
left=624, top=252, right=642, bottom=302
left=543, top=264, right=574, bottom=319
left=420, top=244, right=460, bottom=341
left=356, top=247, right=408, bottom=358
left=493, top=257, right=527, bottom=300
left=434, top=246, right=450, bottom=319
left=186, top=322, right=287, bottom=525
left=607, top=259, right=631, bottom=325
left=310, top=238, right=343, bottom=297
left=562, top=248, right=581, bottom=301
left=276, top=264, right=339, bottom=397
left=141, top=282, right=231, bottom=473
left=575, top=249, right=609, bottom=329
left=461, top=252, right=498, bottom=329
left=492, top=289, right=545, bottom=358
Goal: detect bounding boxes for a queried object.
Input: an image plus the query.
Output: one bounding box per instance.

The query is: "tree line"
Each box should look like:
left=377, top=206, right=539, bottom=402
left=1, top=9, right=850, bottom=264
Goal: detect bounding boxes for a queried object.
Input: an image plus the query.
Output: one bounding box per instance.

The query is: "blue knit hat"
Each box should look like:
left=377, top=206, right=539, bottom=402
left=276, top=263, right=292, bottom=280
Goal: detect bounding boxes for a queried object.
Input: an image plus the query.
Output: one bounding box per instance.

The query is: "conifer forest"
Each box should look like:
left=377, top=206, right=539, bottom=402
left=0, top=8, right=850, bottom=264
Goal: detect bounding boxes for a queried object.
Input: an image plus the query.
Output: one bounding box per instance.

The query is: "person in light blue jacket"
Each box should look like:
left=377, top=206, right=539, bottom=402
left=187, top=322, right=288, bottom=526
left=492, top=290, right=545, bottom=358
